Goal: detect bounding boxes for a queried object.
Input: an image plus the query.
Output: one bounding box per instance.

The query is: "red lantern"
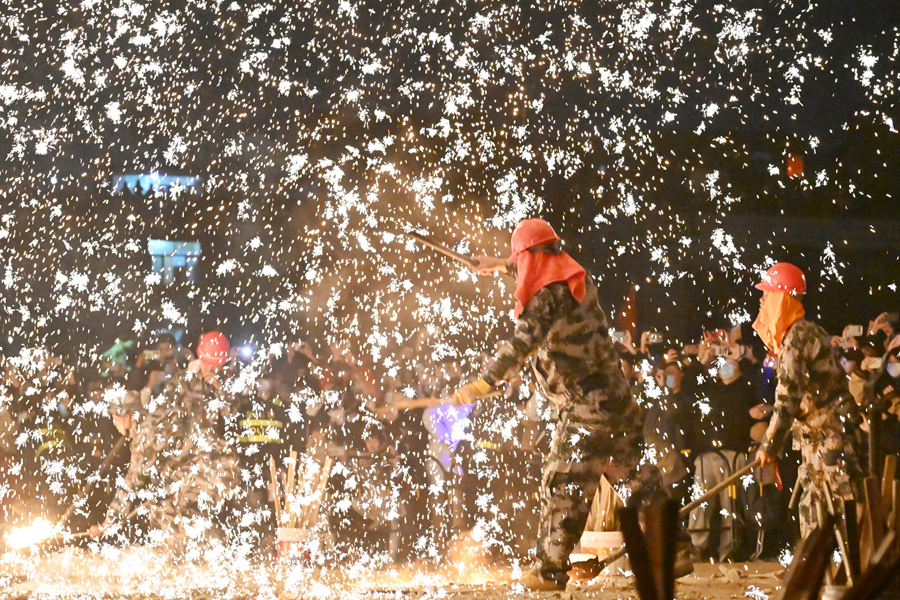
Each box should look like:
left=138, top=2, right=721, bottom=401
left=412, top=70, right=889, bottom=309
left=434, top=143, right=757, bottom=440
left=786, top=154, right=804, bottom=178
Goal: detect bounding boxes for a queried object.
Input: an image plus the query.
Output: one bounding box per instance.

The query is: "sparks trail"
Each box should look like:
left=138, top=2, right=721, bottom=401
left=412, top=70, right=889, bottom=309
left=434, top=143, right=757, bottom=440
left=1, top=0, right=900, bottom=597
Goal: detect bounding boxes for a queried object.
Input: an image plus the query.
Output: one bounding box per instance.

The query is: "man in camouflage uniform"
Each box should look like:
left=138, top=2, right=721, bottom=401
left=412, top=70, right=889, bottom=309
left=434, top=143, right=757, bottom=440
left=94, top=332, right=240, bottom=553
left=753, top=263, right=862, bottom=539
left=456, top=219, right=657, bottom=590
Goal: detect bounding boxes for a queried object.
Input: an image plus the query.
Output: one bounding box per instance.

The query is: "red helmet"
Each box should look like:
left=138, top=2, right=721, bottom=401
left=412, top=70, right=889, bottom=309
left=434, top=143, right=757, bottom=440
left=198, top=331, right=230, bottom=367
left=755, top=262, right=806, bottom=296
left=508, top=218, right=560, bottom=263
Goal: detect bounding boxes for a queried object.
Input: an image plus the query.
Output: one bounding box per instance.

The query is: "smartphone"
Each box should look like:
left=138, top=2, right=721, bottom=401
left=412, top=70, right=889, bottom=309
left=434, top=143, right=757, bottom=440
left=712, top=344, right=729, bottom=356
left=143, top=350, right=160, bottom=360
left=846, top=325, right=864, bottom=338
left=647, top=332, right=663, bottom=344
left=610, top=330, right=626, bottom=343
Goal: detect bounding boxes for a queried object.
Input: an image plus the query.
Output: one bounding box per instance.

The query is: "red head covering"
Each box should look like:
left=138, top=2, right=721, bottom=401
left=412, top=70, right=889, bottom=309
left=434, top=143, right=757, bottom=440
left=198, top=331, right=230, bottom=367
left=508, top=219, right=586, bottom=317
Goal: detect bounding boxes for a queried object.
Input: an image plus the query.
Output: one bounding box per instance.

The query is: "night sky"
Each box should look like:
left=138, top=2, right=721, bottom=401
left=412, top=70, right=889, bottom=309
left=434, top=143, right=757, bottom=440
left=0, top=0, right=898, bottom=369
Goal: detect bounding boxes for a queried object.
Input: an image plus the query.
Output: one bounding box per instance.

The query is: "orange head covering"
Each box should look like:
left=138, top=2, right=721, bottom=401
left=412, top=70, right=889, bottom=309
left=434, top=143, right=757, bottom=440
left=752, top=292, right=805, bottom=351
left=508, top=219, right=586, bottom=317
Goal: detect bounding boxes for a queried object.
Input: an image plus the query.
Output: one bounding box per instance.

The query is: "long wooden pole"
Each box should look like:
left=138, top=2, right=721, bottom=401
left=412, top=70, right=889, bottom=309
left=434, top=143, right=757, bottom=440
left=597, top=459, right=761, bottom=572
left=269, top=456, right=282, bottom=529
left=374, top=391, right=504, bottom=414
left=678, top=459, right=761, bottom=517
left=407, top=232, right=479, bottom=269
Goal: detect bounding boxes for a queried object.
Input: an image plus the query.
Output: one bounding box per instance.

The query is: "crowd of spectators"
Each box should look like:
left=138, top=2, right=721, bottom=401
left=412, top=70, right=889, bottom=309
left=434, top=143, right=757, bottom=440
left=1, top=308, right=899, bottom=563
left=0, top=332, right=544, bottom=560
left=612, top=310, right=900, bottom=563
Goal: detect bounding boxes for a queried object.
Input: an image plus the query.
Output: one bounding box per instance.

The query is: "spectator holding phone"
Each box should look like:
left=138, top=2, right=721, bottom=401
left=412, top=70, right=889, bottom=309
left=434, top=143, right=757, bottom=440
left=644, top=355, right=692, bottom=504
left=839, top=347, right=868, bottom=406
left=862, top=347, right=900, bottom=464
left=860, top=312, right=898, bottom=357
left=685, top=345, right=755, bottom=561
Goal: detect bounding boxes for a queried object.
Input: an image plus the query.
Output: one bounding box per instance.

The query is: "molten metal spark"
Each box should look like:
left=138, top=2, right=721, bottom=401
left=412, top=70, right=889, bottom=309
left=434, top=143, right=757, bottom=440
left=4, top=517, right=60, bottom=550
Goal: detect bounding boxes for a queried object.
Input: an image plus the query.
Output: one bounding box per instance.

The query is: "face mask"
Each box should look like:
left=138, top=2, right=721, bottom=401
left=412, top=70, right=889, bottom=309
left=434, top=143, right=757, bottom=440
left=718, top=362, right=737, bottom=380
left=665, top=375, right=677, bottom=390
left=887, top=362, right=900, bottom=379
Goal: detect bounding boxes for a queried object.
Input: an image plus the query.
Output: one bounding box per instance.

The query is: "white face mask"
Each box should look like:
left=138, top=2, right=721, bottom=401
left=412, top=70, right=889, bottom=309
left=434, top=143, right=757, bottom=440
left=887, top=362, right=900, bottom=379
left=718, top=362, right=737, bottom=380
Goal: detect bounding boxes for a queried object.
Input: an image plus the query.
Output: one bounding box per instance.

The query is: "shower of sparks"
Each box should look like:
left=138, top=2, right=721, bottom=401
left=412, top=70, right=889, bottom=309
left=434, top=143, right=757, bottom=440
left=0, top=0, right=898, bottom=597
left=4, top=517, right=59, bottom=550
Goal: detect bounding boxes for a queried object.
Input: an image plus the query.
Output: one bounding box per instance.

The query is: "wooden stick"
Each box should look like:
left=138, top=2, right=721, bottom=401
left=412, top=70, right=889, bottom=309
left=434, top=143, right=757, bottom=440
left=841, top=532, right=899, bottom=600
left=48, top=502, right=146, bottom=544
left=285, top=450, right=298, bottom=527
left=584, top=486, right=598, bottom=532
left=859, top=504, right=873, bottom=572
left=842, top=498, right=862, bottom=581
left=301, top=457, right=333, bottom=529
left=822, top=481, right=854, bottom=586
left=893, top=480, right=900, bottom=569
left=816, top=500, right=834, bottom=586
left=286, top=450, right=298, bottom=498
left=679, top=459, right=761, bottom=517
left=290, top=454, right=312, bottom=529
left=598, top=459, right=761, bottom=574
left=643, top=499, right=677, bottom=600
left=406, top=232, right=479, bottom=269
left=374, top=391, right=503, bottom=413
left=773, top=513, right=836, bottom=600
left=869, top=405, right=883, bottom=486
left=866, top=476, right=884, bottom=566
left=269, top=456, right=282, bottom=529
left=882, top=455, right=897, bottom=520
left=789, top=476, right=803, bottom=510
left=618, top=504, right=659, bottom=600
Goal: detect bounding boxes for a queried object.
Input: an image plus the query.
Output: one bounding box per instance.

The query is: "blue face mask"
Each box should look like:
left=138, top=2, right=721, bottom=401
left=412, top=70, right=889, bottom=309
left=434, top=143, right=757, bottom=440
left=718, top=362, right=737, bottom=380
left=665, top=374, right=677, bottom=390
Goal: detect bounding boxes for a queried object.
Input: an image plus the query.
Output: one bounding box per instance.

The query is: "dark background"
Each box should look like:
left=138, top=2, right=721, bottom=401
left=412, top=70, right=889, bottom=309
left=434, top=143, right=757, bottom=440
left=0, top=0, right=898, bottom=368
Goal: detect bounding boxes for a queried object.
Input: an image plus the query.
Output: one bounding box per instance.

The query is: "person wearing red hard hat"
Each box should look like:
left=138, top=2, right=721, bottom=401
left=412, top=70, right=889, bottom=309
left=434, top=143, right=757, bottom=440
left=456, top=218, right=667, bottom=590
left=195, top=330, right=231, bottom=378
left=91, top=330, right=240, bottom=552
left=752, top=262, right=862, bottom=540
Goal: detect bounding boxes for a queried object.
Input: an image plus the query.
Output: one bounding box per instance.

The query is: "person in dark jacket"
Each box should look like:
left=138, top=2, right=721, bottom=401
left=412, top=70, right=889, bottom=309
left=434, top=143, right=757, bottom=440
left=685, top=348, right=755, bottom=561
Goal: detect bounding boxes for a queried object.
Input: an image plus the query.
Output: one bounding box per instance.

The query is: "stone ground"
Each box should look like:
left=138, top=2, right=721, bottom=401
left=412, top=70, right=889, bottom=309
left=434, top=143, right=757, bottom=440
left=0, top=549, right=787, bottom=600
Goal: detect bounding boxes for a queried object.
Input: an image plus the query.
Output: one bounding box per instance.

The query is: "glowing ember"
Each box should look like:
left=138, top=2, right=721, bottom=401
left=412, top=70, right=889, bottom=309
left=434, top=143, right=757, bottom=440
left=4, top=518, right=60, bottom=550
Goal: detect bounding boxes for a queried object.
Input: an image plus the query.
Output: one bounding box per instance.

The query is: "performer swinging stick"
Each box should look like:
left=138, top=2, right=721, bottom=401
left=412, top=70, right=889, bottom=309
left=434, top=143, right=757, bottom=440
left=452, top=218, right=660, bottom=591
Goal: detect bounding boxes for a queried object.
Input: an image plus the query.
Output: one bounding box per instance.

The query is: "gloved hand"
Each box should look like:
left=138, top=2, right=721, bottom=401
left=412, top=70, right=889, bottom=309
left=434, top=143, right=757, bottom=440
left=452, top=378, right=494, bottom=406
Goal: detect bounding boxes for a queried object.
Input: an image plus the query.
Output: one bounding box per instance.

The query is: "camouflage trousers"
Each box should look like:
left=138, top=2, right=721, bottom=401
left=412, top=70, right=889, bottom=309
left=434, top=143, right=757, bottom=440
left=535, top=408, right=659, bottom=584
left=794, top=405, right=859, bottom=540
left=141, top=498, right=222, bottom=553
left=113, top=456, right=241, bottom=554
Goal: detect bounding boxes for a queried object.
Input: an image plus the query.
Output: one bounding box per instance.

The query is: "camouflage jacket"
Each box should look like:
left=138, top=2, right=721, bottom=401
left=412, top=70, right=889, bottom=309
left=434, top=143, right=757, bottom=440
left=760, top=318, right=860, bottom=456
left=483, top=275, right=632, bottom=424
left=108, top=368, right=239, bottom=518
